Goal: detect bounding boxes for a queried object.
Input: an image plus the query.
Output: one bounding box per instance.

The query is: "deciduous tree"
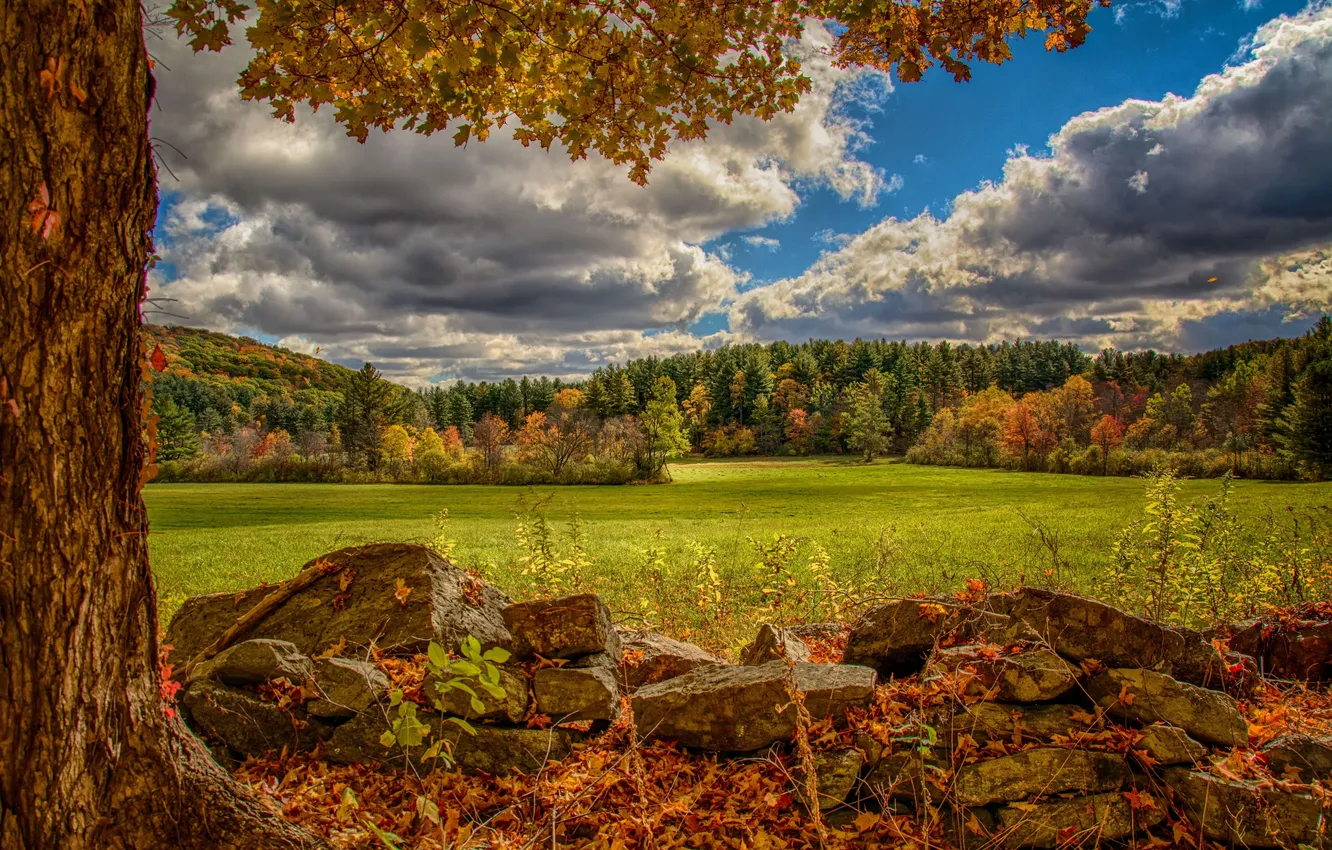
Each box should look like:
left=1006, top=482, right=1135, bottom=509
left=0, top=0, right=1106, bottom=841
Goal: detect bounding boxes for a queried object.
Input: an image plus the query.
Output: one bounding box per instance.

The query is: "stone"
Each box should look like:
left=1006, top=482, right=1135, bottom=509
left=326, top=709, right=571, bottom=775
left=535, top=666, right=620, bottom=722
left=1086, top=668, right=1248, bottom=747
left=425, top=665, right=529, bottom=724
left=795, top=749, right=863, bottom=812
left=991, top=588, right=1225, bottom=688
left=570, top=652, right=617, bottom=670
left=740, top=624, right=811, bottom=666
left=1263, top=735, right=1332, bottom=781
left=503, top=593, right=621, bottom=660
left=954, top=749, right=1129, bottom=806
left=1165, top=767, right=1326, bottom=847
left=1227, top=617, right=1332, bottom=681
left=842, top=597, right=975, bottom=676
left=632, top=661, right=875, bottom=752
left=307, top=657, right=389, bottom=719
left=929, top=702, right=1094, bottom=746
left=862, top=747, right=951, bottom=803
left=165, top=543, right=513, bottom=664
left=211, top=638, right=313, bottom=686
left=183, top=680, right=324, bottom=756
left=927, top=646, right=1080, bottom=703
left=619, top=631, right=723, bottom=690
left=996, top=792, right=1164, bottom=848
left=1136, top=724, right=1207, bottom=766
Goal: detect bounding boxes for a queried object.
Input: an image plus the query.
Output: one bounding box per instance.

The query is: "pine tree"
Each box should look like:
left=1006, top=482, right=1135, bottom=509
left=1279, top=361, right=1332, bottom=477
left=154, top=396, right=200, bottom=461
left=337, top=363, right=399, bottom=469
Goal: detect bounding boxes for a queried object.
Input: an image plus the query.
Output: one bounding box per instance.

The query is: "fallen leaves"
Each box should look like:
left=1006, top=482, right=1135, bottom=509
left=393, top=578, right=413, bottom=607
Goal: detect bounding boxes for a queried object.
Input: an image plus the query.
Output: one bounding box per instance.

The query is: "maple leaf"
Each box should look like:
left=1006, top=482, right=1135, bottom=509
left=1117, top=683, right=1136, bottom=706
left=851, top=811, right=880, bottom=834
left=394, top=578, right=413, bottom=607
left=1123, top=789, right=1157, bottom=811
left=337, top=568, right=356, bottom=592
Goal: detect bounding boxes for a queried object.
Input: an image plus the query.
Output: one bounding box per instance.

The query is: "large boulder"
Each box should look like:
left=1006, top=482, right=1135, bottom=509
left=740, top=625, right=811, bottom=666
left=182, top=680, right=324, bottom=756
left=619, top=631, right=723, bottom=690
left=325, top=709, right=571, bottom=775
left=1086, top=668, right=1248, bottom=748
left=534, top=666, right=620, bottom=722
left=503, top=594, right=621, bottom=661
left=996, top=792, right=1164, bottom=848
left=926, top=646, right=1080, bottom=703
left=165, top=544, right=513, bottom=664
left=211, top=638, right=313, bottom=686
left=427, top=665, right=529, bottom=724
left=954, top=749, right=1130, bottom=806
left=928, top=702, right=1094, bottom=746
left=993, top=589, right=1225, bottom=688
left=1165, top=768, right=1327, bottom=847
left=632, top=661, right=875, bottom=752
left=306, top=657, right=390, bottom=719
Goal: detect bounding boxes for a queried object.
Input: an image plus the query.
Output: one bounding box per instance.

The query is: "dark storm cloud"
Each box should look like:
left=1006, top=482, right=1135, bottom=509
left=733, top=7, right=1332, bottom=348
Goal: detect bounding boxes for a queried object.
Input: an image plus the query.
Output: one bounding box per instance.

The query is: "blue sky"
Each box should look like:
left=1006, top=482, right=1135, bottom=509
left=718, top=0, right=1308, bottom=288
left=150, top=2, right=1332, bottom=383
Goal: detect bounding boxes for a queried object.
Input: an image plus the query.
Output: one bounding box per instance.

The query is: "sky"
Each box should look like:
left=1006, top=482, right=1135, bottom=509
left=149, top=0, right=1332, bottom=385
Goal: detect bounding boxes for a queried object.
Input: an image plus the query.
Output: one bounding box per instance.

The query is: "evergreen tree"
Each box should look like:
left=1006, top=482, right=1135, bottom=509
left=640, top=376, right=690, bottom=479
left=336, top=363, right=399, bottom=469
left=844, top=373, right=893, bottom=461
left=1279, top=361, right=1332, bottom=477
left=154, top=396, right=200, bottom=461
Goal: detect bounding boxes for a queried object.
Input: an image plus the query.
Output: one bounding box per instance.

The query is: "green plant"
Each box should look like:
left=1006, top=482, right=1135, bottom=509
left=378, top=635, right=511, bottom=769
left=749, top=533, right=802, bottom=612
left=427, top=507, right=456, bottom=561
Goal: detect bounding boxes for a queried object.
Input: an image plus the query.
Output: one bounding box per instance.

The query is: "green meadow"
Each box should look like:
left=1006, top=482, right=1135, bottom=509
left=146, top=457, right=1332, bottom=646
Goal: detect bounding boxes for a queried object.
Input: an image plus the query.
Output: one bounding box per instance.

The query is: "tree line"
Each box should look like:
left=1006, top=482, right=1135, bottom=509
left=149, top=320, right=1332, bottom=483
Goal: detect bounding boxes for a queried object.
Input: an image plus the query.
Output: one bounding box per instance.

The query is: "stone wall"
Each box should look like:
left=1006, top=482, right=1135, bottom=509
left=168, top=543, right=1332, bottom=848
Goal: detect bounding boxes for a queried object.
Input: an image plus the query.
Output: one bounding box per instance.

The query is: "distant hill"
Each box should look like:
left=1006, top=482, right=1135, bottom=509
left=143, top=324, right=361, bottom=397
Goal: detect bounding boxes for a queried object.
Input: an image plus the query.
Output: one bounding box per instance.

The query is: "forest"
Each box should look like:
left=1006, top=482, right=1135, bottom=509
left=147, top=318, right=1332, bottom=483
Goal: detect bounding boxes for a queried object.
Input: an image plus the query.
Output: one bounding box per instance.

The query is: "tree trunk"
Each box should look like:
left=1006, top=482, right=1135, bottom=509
left=0, top=2, right=324, bottom=847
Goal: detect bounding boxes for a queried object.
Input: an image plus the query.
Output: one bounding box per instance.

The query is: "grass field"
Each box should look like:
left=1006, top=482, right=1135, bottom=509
left=146, top=457, right=1332, bottom=649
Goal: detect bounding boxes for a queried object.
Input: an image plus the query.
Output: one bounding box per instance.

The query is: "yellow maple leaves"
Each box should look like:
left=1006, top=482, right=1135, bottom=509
left=168, top=0, right=1105, bottom=184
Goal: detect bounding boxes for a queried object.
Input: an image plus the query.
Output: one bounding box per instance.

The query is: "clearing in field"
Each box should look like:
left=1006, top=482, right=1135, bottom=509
left=147, top=457, right=1332, bottom=650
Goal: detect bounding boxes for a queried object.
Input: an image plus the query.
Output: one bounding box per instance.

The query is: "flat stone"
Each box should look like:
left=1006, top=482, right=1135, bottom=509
left=504, top=594, right=621, bottom=660
left=1086, top=668, right=1248, bottom=747
left=929, top=702, right=1094, bottom=746
left=183, top=680, right=323, bottom=756
left=1137, top=724, right=1207, bottom=766
left=954, top=749, right=1129, bottom=806
left=535, top=666, right=620, bottom=722
left=1263, top=734, right=1332, bottom=781
left=927, top=646, right=1080, bottom=702
left=632, top=661, right=875, bottom=752
left=1165, top=767, right=1326, bottom=847
left=325, top=709, right=571, bottom=775
left=211, top=638, right=313, bottom=686
left=619, top=631, right=723, bottom=690
left=426, top=665, right=528, bottom=724
left=307, top=657, right=389, bottom=719
left=795, top=749, right=863, bottom=811
left=996, top=792, right=1164, bottom=848
left=166, top=543, right=513, bottom=663
left=740, top=624, right=811, bottom=666
left=991, top=588, right=1225, bottom=688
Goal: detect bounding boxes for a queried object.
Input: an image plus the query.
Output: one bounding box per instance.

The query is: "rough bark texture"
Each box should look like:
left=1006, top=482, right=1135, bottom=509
left=0, top=1, right=322, bottom=846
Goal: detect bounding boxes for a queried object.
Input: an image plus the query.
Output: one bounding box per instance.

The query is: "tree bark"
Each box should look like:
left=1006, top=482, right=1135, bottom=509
left=0, top=1, right=325, bottom=847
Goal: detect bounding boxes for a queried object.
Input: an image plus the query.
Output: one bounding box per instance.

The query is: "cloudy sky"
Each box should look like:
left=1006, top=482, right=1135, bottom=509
left=149, top=0, right=1332, bottom=384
